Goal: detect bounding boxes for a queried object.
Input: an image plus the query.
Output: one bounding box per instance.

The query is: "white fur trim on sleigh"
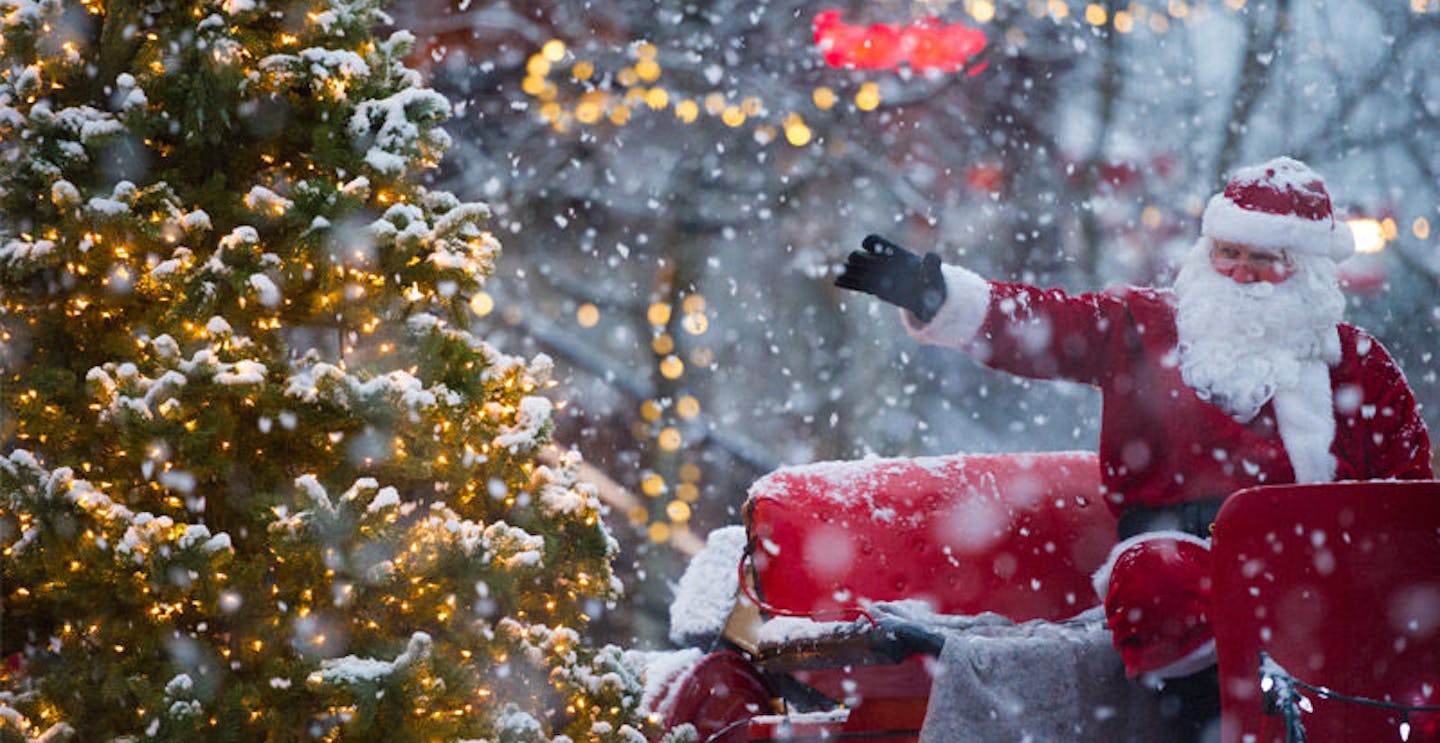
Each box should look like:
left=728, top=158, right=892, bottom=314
left=901, top=263, right=991, bottom=348
left=1091, top=529, right=1212, bottom=601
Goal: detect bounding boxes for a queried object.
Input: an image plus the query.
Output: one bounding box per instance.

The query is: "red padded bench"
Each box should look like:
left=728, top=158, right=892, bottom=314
left=744, top=451, right=1117, bottom=623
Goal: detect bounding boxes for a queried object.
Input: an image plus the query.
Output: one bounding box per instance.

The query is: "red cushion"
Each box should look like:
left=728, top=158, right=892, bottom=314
left=744, top=452, right=1116, bottom=621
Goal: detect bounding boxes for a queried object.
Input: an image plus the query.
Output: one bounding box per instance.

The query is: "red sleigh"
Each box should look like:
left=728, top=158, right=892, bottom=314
left=1212, top=481, right=1440, bottom=743
left=649, top=452, right=1440, bottom=743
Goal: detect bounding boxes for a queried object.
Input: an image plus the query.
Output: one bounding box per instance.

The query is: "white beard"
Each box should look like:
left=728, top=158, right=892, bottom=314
left=1173, top=238, right=1344, bottom=423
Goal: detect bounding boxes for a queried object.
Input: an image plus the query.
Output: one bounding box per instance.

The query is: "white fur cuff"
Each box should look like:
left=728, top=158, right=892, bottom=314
left=901, top=263, right=992, bottom=349
left=1144, top=639, right=1218, bottom=683
left=1091, top=529, right=1212, bottom=600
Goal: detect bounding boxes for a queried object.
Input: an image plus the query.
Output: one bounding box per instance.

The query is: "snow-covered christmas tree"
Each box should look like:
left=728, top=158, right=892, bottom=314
left=0, top=1, right=651, bottom=739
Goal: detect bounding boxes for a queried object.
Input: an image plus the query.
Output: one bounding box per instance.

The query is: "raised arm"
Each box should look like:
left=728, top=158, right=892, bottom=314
left=909, top=273, right=1137, bottom=386
left=835, top=234, right=1136, bottom=387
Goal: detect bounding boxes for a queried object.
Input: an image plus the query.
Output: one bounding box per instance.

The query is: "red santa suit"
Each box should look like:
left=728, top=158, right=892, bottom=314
left=901, top=157, right=1434, bottom=677
left=905, top=280, right=1432, bottom=510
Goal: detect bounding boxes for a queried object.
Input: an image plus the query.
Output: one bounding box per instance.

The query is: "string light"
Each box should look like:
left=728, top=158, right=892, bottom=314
left=1, top=6, right=642, bottom=739
left=1260, top=652, right=1440, bottom=743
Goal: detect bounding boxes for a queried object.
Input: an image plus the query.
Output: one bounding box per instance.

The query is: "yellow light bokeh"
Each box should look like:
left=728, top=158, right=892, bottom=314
left=645, top=87, right=670, bottom=110
left=682, top=294, right=706, bottom=314
left=1049, top=0, right=1071, bottom=19
left=721, top=106, right=746, bottom=127
left=682, top=313, right=708, bottom=335
left=969, top=0, right=996, bottom=23
left=675, top=99, right=699, bottom=123
left=666, top=500, right=691, bottom=523
left=1085, top=3, right=1108, bottom=25
left=641, top=473, right=666, bottom=497
left=469, top=292, right=494, bottom=317
left=575, top=101, right=602, bottom=124
left=647, top=301, right=672, bottom=326
left=704, top=93, right=726, bottom=114
left=1414, top=217, right=1431, bottom=240
left=786, top=122, right=813, bottom=147
left=677, top=483, right=699, bottom=502
left=651, top=333, right=675, bottom=355
left=636, top=59, right=661, bottom=82
left=659, top=355, right=685, bottom=379
left=676, top=396, right=700, bottom=419
left=526, top=55, right=551, bottom=77
left=855, top=82, right=881, bottom=111
left=648, top=521, right=671, bottom=543
left=658, top=427, right=682, bottom=451
left=609, top=105, right=632, bottom=125
left=522, top=75, right=546, bottom=96
left=627, top=506, right=649, bottom=525
left=576, top=303, right=599, bottom=327
left=1114, top=10, right=1135, bottom=32
left=541, top=39, right=566, bottom=62
left=1347, top=218, right=1387, bottom=255
left=813, top=87, right=837, bottom=110
left=680, top=462, right=702, bottom=482
left=640, top=399, right=663, bottom=421
left=571, top=61, right=594, bottom=81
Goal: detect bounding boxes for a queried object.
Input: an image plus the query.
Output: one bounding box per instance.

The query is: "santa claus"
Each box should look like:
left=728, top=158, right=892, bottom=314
left=835, top=157, right=1433, bottom=689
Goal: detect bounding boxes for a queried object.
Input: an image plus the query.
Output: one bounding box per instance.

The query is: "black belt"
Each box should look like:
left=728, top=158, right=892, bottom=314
left=1117, top=497, right=1225, bottom=540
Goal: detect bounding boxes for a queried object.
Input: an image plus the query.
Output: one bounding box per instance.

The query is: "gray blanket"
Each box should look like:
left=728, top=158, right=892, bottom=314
left=910, top=608, right=1176, bottom=742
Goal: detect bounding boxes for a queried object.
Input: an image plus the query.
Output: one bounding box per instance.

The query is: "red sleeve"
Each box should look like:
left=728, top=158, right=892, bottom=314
left=1355, top=334, right=1434, bottom=480
left=973, top=282, right=1137, bottom=387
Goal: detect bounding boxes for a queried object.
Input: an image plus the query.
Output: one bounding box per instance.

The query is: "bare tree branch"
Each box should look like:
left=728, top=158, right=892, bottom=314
left=516, top=311, right=783, bottom=473
left=1213, top=0, right=1292, bottom=185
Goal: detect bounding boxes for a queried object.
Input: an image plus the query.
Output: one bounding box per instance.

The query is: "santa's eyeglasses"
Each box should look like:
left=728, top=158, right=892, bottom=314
left=1210, top=241, right=1294, bottom=283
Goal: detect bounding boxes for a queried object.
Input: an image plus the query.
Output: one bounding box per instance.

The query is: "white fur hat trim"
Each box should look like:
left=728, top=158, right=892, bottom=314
left=1201, top=194, right=1355, bottom=262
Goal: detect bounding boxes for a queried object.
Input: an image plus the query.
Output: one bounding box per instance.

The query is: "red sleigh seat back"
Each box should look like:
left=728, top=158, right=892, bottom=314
left=1212, top=482, right=1440, bottom=743
left=743, top=452, right=1116, bottom=622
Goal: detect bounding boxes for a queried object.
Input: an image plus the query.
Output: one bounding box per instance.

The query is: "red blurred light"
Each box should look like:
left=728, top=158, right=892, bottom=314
left=813, top=10, right=988, bottom=73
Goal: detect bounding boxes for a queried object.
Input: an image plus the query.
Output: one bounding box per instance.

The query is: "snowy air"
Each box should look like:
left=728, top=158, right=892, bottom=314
left=1, top=1, right=1438, bottom=742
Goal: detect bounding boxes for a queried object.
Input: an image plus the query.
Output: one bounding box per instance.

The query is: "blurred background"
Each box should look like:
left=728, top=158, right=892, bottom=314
left=388, top=0, right=1440, bottom=646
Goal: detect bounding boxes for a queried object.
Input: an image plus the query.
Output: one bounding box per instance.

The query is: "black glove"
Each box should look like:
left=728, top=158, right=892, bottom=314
left=835, top=234, right=947, bottom=323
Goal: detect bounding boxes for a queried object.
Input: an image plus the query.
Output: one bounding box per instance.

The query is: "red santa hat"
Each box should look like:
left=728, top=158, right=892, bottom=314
left=1201, top=156, right=1355, bottom=262
left=1093, top=531, right=1216, bottom=679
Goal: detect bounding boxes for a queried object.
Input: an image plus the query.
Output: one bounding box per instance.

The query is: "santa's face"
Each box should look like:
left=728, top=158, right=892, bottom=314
left=1209, top=240, right=1293, bottom=284
left=1173, top=238, right=1344, bottom=422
